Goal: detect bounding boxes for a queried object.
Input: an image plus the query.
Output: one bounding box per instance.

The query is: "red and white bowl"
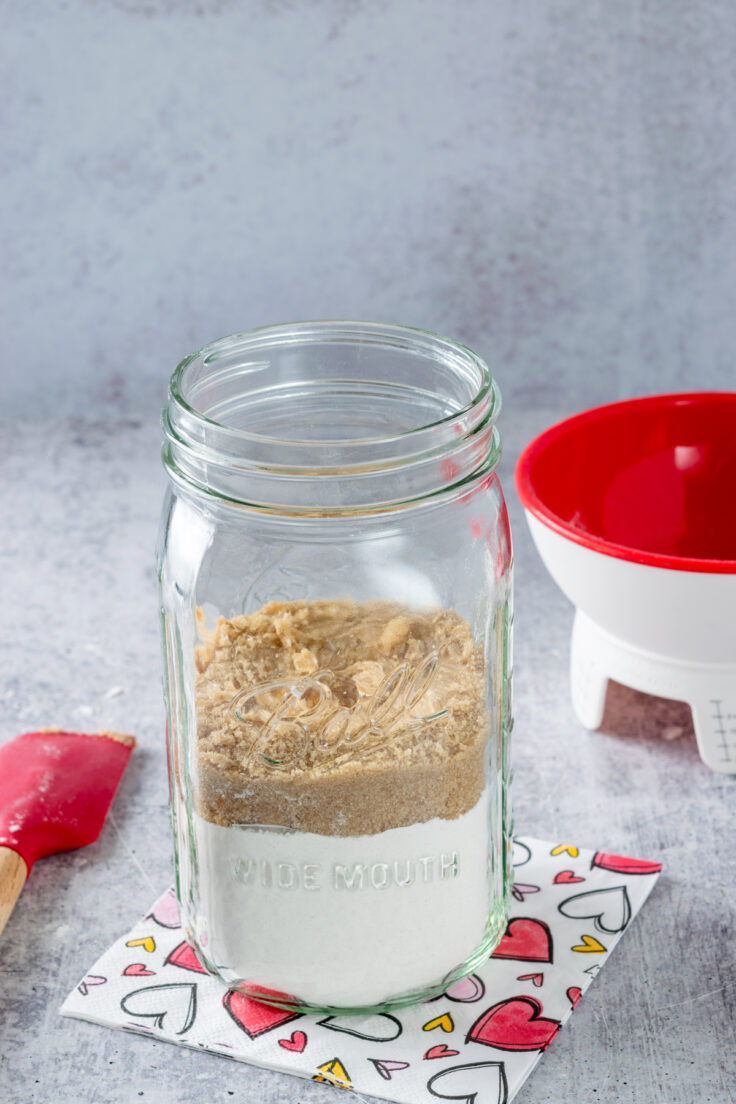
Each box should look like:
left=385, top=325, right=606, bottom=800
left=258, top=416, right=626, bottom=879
left=515, top=392, right=736, bottom=773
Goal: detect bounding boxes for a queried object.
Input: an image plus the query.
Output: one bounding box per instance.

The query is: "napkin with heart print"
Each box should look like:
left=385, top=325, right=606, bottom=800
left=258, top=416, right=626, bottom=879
left=61, top=837, right=661, bottom=1104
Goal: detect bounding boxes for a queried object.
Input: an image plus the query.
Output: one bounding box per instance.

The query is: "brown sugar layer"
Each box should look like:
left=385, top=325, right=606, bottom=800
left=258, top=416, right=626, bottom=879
left=194, top=599, right=490, bottom=836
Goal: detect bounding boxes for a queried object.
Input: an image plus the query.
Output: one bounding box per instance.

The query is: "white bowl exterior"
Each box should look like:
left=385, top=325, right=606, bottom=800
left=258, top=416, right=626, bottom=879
left=526, top=513, right=736, bottom=662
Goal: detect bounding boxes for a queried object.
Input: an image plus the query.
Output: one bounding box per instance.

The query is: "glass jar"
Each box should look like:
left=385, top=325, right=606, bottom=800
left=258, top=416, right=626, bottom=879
left=157, top=321, right=513, bottom=1014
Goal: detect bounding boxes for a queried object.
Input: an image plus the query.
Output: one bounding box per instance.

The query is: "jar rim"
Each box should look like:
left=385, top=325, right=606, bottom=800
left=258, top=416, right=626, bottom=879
left=163, top=321, right=501, bottom=514
left=169, top=320, right=498, bottom=449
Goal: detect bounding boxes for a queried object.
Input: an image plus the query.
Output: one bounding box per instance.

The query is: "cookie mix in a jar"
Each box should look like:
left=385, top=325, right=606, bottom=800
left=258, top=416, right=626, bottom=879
left=158, top=322, right=512, bottom=1013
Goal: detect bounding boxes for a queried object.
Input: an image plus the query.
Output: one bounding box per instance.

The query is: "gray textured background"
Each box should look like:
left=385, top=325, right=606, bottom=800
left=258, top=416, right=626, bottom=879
left=3, top=0, right=736, bottom=417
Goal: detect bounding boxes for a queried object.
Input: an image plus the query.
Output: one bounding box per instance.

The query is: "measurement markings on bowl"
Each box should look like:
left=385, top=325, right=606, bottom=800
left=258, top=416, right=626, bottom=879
left=709, top=700, right=736, bottom=764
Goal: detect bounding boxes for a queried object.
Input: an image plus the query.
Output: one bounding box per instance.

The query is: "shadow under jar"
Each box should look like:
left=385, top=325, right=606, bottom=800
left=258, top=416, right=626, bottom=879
left=157, top=321, right=513, bottom=1014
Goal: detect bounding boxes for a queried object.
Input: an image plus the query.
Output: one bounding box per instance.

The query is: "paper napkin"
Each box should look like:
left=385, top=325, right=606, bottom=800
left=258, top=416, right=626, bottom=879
left=61, top=837, right=661, bottom=1104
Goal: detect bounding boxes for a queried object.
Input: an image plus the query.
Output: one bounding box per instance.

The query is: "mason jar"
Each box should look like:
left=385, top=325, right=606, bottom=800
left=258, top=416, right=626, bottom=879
left=157, top=321, right=513, bottom=1014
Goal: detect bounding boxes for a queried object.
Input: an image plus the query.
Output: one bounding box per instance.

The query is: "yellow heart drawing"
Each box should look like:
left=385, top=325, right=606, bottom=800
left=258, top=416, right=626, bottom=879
left=126, top=936, right=156, bottom=953
left=423, top=1012, right=455, bottom=1033
left=313, top=1058, right=352, bottom=1089
left=572, top=934, right=607, bottom=953
left=551, top=844, right=579, bottom=857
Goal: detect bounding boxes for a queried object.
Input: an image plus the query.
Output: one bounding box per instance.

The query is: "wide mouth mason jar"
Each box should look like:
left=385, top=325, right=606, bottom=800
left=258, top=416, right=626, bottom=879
left=157, top=321, right=513, bottom=1014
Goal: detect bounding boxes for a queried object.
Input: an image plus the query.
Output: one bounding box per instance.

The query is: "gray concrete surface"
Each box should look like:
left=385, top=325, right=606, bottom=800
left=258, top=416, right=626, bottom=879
left=1, top=412, right=734, bottom=1103
left=3, top=1, right=736, bottom=419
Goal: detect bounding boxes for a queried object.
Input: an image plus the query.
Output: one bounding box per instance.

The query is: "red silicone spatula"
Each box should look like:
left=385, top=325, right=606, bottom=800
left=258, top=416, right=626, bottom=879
left=0, top=728, right=136, bottom=935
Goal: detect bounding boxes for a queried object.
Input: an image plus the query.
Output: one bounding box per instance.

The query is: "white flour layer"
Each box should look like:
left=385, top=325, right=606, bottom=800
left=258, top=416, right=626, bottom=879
left=192, top=791, right=491, bottom=1007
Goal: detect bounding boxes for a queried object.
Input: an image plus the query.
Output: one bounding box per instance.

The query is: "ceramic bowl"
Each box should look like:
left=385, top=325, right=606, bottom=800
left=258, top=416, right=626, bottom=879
left=515, top=392, right=736, bottom=772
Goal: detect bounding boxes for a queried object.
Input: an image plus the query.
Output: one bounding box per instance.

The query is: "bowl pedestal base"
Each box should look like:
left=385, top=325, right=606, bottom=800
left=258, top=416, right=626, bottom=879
left=570, top=611, right=736, bottom=774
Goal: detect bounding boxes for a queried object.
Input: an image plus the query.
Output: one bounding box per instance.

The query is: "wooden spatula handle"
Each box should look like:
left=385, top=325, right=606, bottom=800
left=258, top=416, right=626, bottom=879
left=0, top=846, right=28, bottom=937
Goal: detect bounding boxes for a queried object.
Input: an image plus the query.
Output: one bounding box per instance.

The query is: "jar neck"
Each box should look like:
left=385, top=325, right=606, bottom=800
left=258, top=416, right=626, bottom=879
left=162, top=321, right=501, bottom=516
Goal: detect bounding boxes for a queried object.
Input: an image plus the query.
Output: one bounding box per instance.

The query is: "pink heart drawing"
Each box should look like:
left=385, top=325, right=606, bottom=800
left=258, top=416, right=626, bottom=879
left=511, top=882, right=540, bottom=902
left=370, top=1059, right=410, bottom=1081
left=149, top=888, right=181, bottom=929
left=77, top=975, right=107, bottom=996
left=445, top=975, right=485, bottom=1003
left=424, top=1044, right=460, bottom=1060
left=517, top=973, right=544, bottom=988
left=567, top=986, right=582, bottom=1008
left=554, top=870, right=584, bottom=885
left=123, top=963, right=156, bottom=977
left=278, top=1030, right=307, bottom=1053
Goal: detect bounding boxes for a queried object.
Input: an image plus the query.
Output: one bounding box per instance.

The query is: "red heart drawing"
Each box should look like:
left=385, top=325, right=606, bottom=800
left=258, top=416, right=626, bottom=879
left=592, top=852, right=662, bottom=876
left=278, top=1030, right=307, bottom=1053
left=567, top=986, right=582, bottom=1008
left=491, top=918, right=553, bottom=963
left=123, top=963, right=155, bottom=977
left=424, top=1044, right=460, bottom=1060
left=223, top=990, right=302, bottom=1039
left=165, top=941, right=208, bottom=975
left=554, top=870, right=585, bottom=884
left=517, top=973, right=544, bottom=987
left=467, top=996, right=561, bottom=1052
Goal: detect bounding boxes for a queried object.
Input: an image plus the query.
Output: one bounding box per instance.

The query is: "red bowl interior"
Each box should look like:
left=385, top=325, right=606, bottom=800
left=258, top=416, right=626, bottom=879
left=515, top=392, right=736, bottom=573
